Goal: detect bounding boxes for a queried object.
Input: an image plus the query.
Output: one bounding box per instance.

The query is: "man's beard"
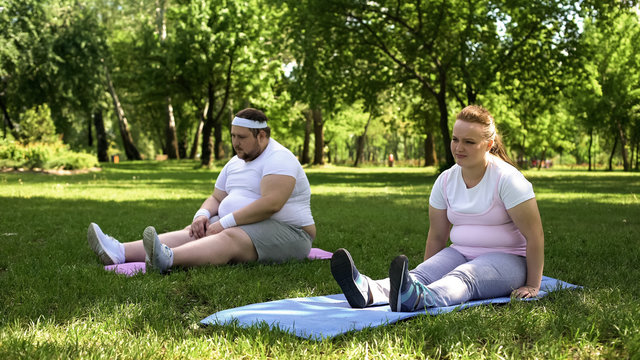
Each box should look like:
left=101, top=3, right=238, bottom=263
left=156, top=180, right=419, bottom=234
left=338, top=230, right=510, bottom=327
left=237, top=147, right=263, bottom=162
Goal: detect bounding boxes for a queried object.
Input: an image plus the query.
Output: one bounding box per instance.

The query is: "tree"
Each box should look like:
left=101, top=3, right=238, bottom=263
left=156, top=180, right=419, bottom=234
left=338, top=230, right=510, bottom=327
left=281, top=0, right=359, bottom=165
left=309, top=0, right=618, bottom=168
left=569, top=9, right=640, bottom=171
left=167, top=0, right=276, bottom=167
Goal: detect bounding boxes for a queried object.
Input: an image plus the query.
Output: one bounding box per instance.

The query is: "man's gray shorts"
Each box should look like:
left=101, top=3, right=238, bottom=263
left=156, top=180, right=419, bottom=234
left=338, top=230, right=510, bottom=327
left=239, top=219, right=313, bottom=262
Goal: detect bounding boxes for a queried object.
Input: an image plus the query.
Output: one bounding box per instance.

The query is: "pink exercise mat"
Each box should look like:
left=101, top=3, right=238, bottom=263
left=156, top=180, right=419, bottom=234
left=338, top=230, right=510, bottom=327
left=104, top=247, right=334, bottom=276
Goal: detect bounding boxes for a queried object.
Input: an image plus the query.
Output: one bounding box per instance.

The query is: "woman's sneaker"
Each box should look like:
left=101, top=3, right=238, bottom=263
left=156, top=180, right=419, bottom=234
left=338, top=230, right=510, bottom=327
left=87, top=223, right=125, bottom=265
left=389, top=255, right=433, bottom=312
left=330, top=248, right=371, bottom=308
left=143, top=226, right=173, bottom=274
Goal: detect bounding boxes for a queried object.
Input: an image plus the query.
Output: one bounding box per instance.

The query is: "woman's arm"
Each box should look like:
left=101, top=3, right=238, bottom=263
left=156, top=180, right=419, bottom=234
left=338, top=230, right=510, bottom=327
left=507, top=198, right=544, bottom=298
left=424, top=206, right=452, bottom=261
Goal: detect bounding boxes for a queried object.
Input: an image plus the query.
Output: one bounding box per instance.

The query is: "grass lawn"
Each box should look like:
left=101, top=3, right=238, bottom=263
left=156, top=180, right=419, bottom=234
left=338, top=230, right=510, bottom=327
left=1, top=161, right=639, bottom=359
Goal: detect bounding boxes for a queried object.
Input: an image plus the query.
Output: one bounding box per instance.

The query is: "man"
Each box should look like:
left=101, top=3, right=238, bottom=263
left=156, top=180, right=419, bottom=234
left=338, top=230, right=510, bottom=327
left=88, top=108, right=316, bottom=273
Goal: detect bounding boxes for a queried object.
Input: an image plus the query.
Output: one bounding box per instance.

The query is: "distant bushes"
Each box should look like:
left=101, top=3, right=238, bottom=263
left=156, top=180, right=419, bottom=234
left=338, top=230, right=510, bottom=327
left=0, top=139, right=98, bottom=170
left=1, top=104, right=98, bottom=171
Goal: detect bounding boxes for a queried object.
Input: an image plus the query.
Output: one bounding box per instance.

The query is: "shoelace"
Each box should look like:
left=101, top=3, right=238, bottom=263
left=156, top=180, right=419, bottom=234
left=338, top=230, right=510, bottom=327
left=105, top=235, right=118, bottom=244
left=403, top=280, right=432, bottom=311
left=160, top=244, right=173, bottom=259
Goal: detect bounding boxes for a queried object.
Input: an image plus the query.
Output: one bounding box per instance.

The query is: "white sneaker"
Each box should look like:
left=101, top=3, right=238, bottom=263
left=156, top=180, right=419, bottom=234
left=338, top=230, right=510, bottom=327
left=87, top=223, right=125, bottom=265
left=143, top=226, right=173, bottom=274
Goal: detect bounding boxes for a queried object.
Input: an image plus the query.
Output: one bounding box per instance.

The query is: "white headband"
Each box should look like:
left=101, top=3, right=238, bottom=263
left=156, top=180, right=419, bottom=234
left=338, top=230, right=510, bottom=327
left=232, top=116, right=268, bottom=129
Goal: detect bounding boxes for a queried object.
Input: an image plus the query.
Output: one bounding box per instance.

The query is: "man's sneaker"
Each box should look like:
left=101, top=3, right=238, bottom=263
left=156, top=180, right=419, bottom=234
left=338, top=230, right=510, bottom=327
left=87, top=223, right=125, bottom=265
left=330, top=248, right=371, bottom=308
left=389, top=255, right=433, bottom=312
left=143, top=226, right=173, bottom=274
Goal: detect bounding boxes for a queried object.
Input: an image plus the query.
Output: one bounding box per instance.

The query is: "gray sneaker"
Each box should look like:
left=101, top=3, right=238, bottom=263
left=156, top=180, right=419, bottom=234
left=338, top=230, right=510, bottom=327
left=143, top=226, right=173, bottom=274
left=87, top=223, right=125, bottom=265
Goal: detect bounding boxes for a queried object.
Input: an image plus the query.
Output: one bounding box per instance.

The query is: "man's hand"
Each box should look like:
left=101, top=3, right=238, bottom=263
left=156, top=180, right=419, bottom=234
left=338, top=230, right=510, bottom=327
left=512, top=285, right=539, bottom=299
left=189, top=216, right=209, bottom=239
left=205, top=221, right=224, bottom=236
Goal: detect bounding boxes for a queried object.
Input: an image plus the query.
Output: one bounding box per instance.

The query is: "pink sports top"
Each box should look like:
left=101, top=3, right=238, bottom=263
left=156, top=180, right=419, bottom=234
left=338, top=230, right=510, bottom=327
left=443, top=171, right=527, bottom=260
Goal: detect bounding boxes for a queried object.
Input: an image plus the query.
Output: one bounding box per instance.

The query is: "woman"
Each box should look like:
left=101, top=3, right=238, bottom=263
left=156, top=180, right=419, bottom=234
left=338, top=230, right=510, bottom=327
left=331, top=105, right=544, bottom=312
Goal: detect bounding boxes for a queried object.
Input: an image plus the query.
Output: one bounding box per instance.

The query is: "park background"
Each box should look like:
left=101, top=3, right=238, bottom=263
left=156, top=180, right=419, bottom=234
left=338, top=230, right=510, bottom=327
left=1, top=1, right=639, bottom=171
left=1, top=1, right=640, bottom=359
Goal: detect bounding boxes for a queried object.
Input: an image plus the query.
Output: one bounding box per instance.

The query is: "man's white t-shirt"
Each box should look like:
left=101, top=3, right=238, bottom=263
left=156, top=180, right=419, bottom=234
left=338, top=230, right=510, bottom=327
left=429, top=155, right=535, bottom=213
left=215, top=138, right=314, bottom=227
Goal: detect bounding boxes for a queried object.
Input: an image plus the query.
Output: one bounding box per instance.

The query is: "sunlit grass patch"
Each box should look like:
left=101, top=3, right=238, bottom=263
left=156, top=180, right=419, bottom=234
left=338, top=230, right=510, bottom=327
left=1, top=163, right=639, bottom=358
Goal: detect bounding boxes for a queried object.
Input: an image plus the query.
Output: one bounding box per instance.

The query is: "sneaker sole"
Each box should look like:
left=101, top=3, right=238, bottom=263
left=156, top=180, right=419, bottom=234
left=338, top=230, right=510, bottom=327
left=330, top=249, right=367, bottom=308
left=143, top=226, right=159, bottom=272
left=87, top=223, right=115, bottom=265
left=389, top=255, right=408, bottom=312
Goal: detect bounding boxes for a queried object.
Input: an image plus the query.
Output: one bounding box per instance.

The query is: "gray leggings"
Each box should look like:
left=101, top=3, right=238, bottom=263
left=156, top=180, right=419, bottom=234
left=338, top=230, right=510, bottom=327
left=367, top=247, right=527, bottom=307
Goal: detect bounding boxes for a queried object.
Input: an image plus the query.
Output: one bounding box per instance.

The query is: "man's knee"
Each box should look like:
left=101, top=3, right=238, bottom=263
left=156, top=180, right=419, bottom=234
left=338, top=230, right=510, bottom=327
left=219, top=228, right=258, bottom=261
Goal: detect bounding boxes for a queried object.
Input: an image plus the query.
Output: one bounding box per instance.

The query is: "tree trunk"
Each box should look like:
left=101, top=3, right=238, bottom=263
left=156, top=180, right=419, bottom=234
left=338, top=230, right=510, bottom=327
left=201, top=83, right=215, bottom=166
left=164, top=97, right=179, bottom=159
left=105, top=67, right=142, bottom=160
left=93, top=109, right=109, bottom=162
left=0, top=95, right=19, bottom=139
left=354, top=112, right=372, bottom=167
left=435, top=93, right=454, bottom=167
left=636, top=141, right=640, bottom=170
left=424, top=132, right=437, bottom=166
left=201, top=50, right=235, bottom=166
left=608, top=136, right=618, bottom=171
left=214, top=106, right=224, bottom=160
left=155, top=0, right=179, bottom=159
left=615, top=118, right=630, bottom=171
left=312, top=108, right=324, bottom=165
left=537, top=148, right=547, bottom=170
left=190, top=118, right=204, bottom=160
left=301, top=110, right=312, bottom=165
left=588, top=128, right=593, bottom=171
left=87, top=114, right=93, bottom=147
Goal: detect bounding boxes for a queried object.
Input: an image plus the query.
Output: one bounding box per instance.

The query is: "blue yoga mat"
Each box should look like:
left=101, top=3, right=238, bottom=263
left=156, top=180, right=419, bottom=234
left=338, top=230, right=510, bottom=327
left=200, top=276, right=580, bottom=340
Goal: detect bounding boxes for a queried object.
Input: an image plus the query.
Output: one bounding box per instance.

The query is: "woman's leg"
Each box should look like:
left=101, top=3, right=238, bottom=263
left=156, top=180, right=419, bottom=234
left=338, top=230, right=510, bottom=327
left=409, top=247, right=468, bottom=285
left=371, top=247, right=469, bottom=306
left=388, top=247, right=467, bottom=312
left=426, top=252, right=527, bottom=307
left=331, top=247, right=467, bottom=308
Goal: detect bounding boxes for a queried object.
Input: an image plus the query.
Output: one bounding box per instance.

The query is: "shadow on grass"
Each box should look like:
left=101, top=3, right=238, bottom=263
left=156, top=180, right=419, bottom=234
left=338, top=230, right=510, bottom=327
left=0, top=190, right=429, bottom=333
left=307, top=171, right=438, bottom=188
left=1, top=166, right=639, bottom=344
left=529, top=172, right=640, bottom=195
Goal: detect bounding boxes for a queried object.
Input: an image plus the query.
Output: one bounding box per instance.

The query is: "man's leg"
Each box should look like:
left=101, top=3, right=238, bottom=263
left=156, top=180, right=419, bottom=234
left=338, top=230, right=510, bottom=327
left=171, top=227, right=258, bottom=266
left=123, top=228, right=194, bottom=262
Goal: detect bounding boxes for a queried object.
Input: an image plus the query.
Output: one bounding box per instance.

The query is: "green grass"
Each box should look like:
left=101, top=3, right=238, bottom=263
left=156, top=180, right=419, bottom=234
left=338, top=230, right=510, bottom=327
left=1, top=161, right=639, bottom=359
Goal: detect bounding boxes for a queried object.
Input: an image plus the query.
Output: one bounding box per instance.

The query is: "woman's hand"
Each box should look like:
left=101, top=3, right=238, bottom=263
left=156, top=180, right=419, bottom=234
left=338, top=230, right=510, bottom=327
left=512, top=285, right=539, bottom=299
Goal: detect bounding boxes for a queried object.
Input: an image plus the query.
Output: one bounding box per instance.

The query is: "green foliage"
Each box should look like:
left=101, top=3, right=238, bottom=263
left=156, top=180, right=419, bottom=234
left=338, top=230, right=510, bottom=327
left=0, top=139, right=98, bottom=170
left=17, top=104, right=58, bottom=144
left=1, top=0, right=639, bottom=169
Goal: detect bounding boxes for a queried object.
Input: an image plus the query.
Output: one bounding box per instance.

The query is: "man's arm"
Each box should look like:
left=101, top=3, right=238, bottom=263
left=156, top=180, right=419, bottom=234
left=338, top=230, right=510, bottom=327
left=207, top=174, right=295, bottom=235
left=190, top=188, right=227, bottom=239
